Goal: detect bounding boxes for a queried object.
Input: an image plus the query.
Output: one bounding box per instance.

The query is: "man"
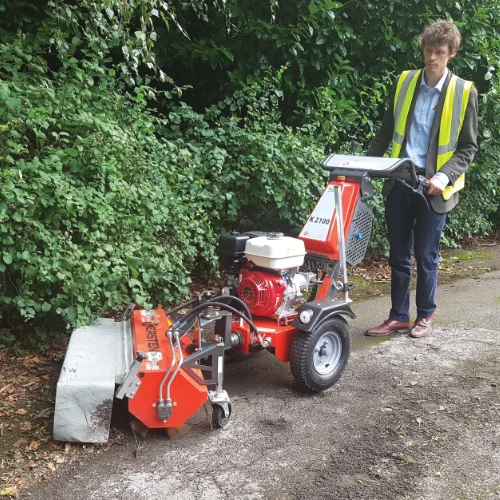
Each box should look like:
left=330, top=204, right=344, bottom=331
left=365, top=20, right=478, bottom=338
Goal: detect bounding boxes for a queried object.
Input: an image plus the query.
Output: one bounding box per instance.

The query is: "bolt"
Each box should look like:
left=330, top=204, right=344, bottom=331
left=131, top=391, right=135, bottom=396
left=315, top=348, right=320, bottom=353
left=152, top=403, right=157, bottom=408
left=136, top=382, right=140, bottom=387
left=173, top=402, right=177, bottom=407
left=162, top=419, right=166, bottom=423
left=324, top=340, right=329, bottom=345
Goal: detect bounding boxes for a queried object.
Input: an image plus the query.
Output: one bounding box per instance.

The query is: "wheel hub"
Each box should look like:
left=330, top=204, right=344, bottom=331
left=313, top=332, right=342, bottom=375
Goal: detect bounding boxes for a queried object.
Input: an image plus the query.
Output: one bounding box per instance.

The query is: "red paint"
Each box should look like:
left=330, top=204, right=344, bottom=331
left=128, top=309, right=208, bottom=428
left=238, top=267, right=286, bottom=317
left=231, top=317, right=298, bottom=363
left=299, top=180, right=360, bottom=260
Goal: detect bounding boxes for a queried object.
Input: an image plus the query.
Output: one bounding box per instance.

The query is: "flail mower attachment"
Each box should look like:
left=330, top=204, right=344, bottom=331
left=53, top=155, right=423, bottom=443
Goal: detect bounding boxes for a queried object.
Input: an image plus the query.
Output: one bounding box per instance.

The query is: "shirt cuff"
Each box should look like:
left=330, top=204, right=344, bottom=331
left=432, top=172, right=450, bottom=188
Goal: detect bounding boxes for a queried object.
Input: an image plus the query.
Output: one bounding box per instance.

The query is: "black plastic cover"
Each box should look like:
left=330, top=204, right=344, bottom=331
left=217, top=231, right=267, bottom=271
left=291, top=299, right=356, bottom=333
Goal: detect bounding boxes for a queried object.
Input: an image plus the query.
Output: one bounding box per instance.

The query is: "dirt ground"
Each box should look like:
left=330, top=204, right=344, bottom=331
left=1, top=233, right=499, bottom=499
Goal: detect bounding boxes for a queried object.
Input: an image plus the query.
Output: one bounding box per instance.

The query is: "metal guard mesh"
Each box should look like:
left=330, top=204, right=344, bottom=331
left=345, top=200, right=373, bottom=267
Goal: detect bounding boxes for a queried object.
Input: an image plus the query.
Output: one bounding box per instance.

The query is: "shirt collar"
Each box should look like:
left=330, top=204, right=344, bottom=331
left=421, top=68, right=449, bottom=92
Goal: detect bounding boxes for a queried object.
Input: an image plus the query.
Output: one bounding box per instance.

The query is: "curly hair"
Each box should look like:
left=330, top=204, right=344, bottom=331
left=418, top=20, right=462, bottom=55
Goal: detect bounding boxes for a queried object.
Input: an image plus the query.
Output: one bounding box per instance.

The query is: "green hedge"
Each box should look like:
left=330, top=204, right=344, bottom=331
left=1, top=1, right=499, bottom=345
left=0, top=69, right=327, bottom=346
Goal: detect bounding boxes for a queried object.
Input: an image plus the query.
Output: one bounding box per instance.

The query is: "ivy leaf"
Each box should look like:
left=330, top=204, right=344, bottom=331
left=309, top=3, right=320, bottom=14
left=6, top=98, right=21, bottom=111
left=0, top=84, right=10, bottom=101
left=66, top=306, right=77, bottom=321
left=126, top=256, right=141, bottom=269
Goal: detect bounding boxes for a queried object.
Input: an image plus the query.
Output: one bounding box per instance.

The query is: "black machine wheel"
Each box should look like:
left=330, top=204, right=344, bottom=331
left=290, top=316, right=351, bottom=392
left=211, top=403, right=232, bottom=428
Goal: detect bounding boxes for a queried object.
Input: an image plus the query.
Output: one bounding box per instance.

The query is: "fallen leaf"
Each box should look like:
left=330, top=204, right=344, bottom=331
left=19, top=421, right=32, bottom=432
left=26, top=440, right=40, bottom=452
left=64, top=443, right=71, bottom=454
left=13, top=439, right=27, bottom=448
left=15, top=409, right=28, bottom=415
left=47, top=462, right=56, bottom=472
left=0, top=486, right=19, bottom=498
left=435, top=471, right=442, bottom=477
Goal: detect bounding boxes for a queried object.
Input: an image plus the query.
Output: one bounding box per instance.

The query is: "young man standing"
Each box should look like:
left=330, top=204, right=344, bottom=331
left=365, top=20, right=478, bottom=338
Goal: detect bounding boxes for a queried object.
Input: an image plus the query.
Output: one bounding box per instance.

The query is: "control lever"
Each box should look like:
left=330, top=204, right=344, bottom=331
left=400, top=174, right=430, bottom=210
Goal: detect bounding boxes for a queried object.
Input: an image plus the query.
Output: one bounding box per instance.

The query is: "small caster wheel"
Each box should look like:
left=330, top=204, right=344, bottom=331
left=211, top=403, right=232, bottom=428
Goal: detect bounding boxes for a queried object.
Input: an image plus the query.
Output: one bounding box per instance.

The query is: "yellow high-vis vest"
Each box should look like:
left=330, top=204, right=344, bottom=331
left=390, top=69, right=474, bottom=200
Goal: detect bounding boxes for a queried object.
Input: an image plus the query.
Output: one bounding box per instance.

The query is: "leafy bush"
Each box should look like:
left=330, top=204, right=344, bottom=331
left=0, top=54, right=326, bottom=346
left=1, top=0, right=500, bottom=346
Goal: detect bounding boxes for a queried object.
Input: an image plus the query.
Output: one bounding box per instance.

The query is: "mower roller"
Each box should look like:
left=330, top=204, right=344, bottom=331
left=53, top=155, right=425, bottom=443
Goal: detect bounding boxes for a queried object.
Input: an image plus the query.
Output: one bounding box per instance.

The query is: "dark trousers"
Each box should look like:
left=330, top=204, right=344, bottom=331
left=385, top=181, right=447, bottom=322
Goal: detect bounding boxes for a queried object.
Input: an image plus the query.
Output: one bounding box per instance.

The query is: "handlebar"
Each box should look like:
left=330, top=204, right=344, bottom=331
left=323, top=155, right=421, bottom=183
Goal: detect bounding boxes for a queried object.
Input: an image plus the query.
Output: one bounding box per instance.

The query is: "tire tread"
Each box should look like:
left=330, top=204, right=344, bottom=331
left=290, top=316, right=350, bottom=392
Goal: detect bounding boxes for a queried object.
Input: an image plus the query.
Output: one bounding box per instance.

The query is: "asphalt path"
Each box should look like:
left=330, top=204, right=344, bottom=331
left=27, top=255, right=500, bottom=500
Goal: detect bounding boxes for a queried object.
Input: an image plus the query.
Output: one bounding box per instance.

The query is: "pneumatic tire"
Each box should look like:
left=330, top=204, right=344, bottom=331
left=290, top=316, right=351, bottom=392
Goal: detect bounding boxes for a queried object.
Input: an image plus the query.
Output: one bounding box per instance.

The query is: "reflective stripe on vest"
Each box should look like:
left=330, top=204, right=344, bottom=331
left=391, top=70, right=422, bottom=158
left=390, top=70, right=473, bottom=201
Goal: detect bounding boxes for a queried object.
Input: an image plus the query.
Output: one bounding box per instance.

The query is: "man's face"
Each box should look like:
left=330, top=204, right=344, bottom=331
left=423, top=43, right=456, bottom=76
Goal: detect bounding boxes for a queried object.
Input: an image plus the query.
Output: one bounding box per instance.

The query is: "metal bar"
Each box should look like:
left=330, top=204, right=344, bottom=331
left=158, top=331, right=176, bottom=403
left=182, top=343, right=225, bottom=387
left=333, top=186, right=350, bottom=302
left=165, top=296, right=199, bottom=318
left=166, top=332, right=183, bottom=403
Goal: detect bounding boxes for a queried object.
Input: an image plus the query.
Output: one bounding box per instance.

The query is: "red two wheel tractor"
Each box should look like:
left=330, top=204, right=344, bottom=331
left=53, top=155, right=423, bottom=442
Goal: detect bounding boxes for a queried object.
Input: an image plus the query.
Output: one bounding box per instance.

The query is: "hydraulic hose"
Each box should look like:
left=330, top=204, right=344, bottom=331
left=210, top=295, right=253, bottom=322
left=169, top=301, right=265, bottom=348
left=166, top=331, right=183, bottom=403
left=158, top=330, right=177, bottom=403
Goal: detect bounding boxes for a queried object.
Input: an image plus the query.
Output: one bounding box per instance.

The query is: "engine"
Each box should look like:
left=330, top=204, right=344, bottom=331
left=218, top=232, right=317, bottom=320
left=238, top=267, right=315, bottom=319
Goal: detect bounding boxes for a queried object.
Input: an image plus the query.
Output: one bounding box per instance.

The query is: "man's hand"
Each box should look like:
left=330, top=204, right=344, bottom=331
left=426, top=176, right=446, bottom=196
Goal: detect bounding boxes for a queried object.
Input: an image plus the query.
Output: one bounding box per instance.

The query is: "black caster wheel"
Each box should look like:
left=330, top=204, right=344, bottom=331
left=290, top=316, right=351, bottom=392
left=211, top=403, right=232, bottom=428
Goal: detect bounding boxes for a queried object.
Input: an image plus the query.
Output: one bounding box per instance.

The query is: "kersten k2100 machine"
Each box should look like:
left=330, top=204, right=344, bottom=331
left=53, top=155, right=427, bottom=443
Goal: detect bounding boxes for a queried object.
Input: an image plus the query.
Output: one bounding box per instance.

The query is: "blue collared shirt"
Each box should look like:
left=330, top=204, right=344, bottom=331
left=404, top=69, right=449, bottom=186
